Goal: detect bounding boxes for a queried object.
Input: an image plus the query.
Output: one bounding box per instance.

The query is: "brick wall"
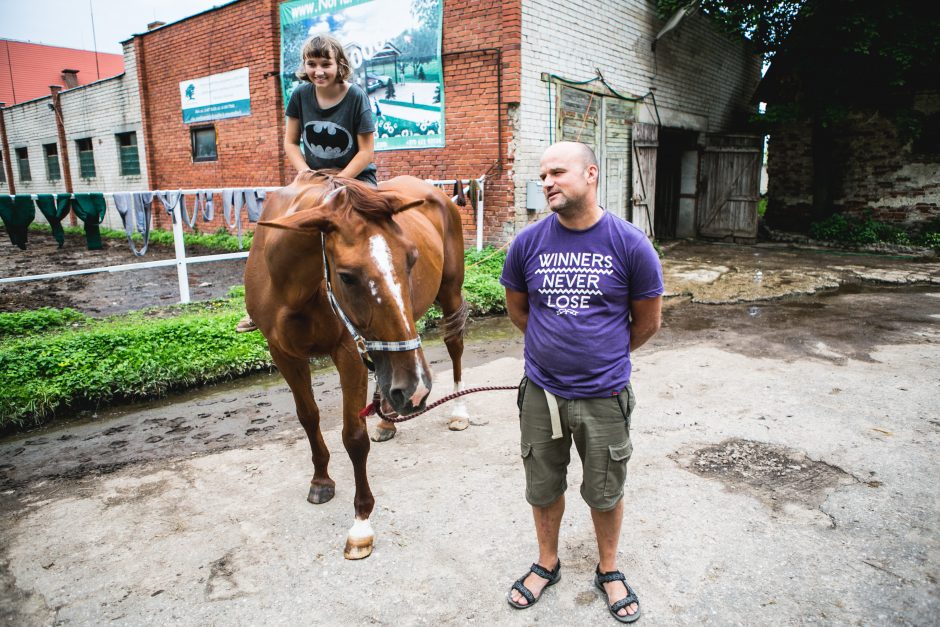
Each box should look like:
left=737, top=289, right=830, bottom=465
left=372, top=0, right=521, bottom=248
left=136, top=0, right=285, bottom=233
left=515, top=0, right=761, bottom=232
left=135, top=0, right=520, bottom=246
left=0, top=40, right=148, bottom=231
left=765, top=104, right=940, bottom=231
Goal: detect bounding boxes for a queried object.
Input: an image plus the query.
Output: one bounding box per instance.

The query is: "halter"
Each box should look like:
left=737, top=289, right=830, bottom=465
left=318, top=187, right=421, bottom=371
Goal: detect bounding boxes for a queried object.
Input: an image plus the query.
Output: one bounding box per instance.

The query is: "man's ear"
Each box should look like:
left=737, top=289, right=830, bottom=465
left=258, top=205, right=333, bottom=233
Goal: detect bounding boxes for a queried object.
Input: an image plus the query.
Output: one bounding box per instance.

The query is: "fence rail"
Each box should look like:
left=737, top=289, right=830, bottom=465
left=2, top=178, right=485, bottom=304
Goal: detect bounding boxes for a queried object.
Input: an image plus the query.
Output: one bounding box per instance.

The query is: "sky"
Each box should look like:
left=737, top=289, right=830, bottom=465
left=0, top=0, right=229, bottom=54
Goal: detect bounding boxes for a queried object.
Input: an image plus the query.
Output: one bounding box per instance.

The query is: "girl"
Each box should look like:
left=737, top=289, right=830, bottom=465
left=237, top=35, right=376, bottom=334
left=285, top=34, right=377, bottom=185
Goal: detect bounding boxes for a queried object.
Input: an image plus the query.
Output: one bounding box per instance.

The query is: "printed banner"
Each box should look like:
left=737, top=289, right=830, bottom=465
left=280, top=0, right=445, bottom=151
left=179, top=68, right=251, bottom=124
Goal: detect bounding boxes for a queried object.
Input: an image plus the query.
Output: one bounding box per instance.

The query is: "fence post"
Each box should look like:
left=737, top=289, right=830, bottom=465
left=171, top=203, right=191, bottom=303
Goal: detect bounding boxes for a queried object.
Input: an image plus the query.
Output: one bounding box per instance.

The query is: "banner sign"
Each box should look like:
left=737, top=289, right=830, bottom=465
left=179, top=68, right=251, bottom=124
left=280, top=0, right=445, bottom=151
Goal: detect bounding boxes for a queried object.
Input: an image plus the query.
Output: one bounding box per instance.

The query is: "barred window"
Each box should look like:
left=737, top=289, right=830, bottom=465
left=116, top=131, right=141, bottom=176
left=76, top=138, right=96, bottom=179
left=44, top=143, right=61, bottom=180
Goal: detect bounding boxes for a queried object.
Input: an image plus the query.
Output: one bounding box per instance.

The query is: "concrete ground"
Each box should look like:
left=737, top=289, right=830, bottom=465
left=1, top=241, right=938, bottom=625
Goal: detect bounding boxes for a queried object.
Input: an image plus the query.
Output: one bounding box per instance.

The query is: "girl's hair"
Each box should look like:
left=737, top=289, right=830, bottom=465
left=295, top=34, right=352, bottom=83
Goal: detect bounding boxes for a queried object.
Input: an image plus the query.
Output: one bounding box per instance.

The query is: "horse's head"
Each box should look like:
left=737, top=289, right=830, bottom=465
left=259, top=175, right=432, bottom=415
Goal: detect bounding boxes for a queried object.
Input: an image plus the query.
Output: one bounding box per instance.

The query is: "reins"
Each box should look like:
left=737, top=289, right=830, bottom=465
left=359, top=384, right=518, bottom=423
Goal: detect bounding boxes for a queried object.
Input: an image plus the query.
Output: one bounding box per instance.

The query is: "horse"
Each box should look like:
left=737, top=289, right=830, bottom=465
left=244, top=171, right=470, bottom=559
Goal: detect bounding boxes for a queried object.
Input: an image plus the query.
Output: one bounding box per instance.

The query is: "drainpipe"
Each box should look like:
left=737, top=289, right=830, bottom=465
left=49, top=85, right=76, bottom=224
left=0, top=102, right=15, bottom=194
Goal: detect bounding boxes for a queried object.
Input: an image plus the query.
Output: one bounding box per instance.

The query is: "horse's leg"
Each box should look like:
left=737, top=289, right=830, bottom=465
left=330, top=339, right=375, bottom=560
left=269, top=345, right=335, bottom=504
left=440, top=295, right=469, bottom=431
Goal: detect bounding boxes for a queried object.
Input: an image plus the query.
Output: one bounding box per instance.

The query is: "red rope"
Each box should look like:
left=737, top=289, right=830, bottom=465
left=359, top=385, right=517, bottom=423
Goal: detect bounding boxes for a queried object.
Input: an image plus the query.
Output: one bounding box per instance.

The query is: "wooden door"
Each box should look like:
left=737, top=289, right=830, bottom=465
left=631, top=122, right=658, bottom=237
left=696, top=134, right=761, bottom=240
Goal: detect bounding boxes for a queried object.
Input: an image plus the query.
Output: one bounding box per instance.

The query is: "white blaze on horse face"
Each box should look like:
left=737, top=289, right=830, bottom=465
left=368, top=234, right=411, bottom=331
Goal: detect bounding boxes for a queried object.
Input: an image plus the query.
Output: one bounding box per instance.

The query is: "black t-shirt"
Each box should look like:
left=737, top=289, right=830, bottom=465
left=286, top=82, right=377, bottom=183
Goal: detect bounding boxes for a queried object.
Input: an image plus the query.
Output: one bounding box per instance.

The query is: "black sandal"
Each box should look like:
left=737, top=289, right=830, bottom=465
left=594, top=565, right=641, bottom=623
left=507, top=559, right=561, bottom=609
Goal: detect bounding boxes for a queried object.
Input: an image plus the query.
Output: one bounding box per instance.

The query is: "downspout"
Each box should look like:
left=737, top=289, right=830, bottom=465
left=0, top=102, right=15, bottom=194
left=49, top=85, right=76, bottom=225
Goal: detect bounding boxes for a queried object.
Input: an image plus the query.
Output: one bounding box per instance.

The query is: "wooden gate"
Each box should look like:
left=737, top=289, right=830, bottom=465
left=696, top=134, right=762, bottom=240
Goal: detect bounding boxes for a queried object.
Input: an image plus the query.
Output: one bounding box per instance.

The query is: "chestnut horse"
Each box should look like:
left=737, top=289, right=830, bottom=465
left=244, top=171, right=469, bottom=559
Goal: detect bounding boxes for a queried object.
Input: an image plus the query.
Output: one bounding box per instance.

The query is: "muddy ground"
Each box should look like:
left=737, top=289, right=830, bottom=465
left=0, top=231, right=247, bottom=315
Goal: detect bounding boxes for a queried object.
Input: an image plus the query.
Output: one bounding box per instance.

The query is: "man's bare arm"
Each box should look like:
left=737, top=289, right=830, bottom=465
left=504, top=288, right=530, bottom=334
left=629, top=295, right=662, bottom=351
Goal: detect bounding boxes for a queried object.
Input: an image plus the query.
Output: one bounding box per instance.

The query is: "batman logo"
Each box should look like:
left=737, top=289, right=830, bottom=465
left=303, top=121, right=353, bottom=160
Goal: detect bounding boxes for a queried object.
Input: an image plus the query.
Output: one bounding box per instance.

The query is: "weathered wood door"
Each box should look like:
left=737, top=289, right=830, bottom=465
left=696, top=134, right=762, bottom=240
left=556, top=85, right=634, bottom=220
left=631, top=123, right=658, bottom=236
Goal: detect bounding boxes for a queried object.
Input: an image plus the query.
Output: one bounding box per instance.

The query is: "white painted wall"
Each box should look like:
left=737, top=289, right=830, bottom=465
left=513, top=0, right=761, bottom=232
left=0, top=41, right=148, bottom=232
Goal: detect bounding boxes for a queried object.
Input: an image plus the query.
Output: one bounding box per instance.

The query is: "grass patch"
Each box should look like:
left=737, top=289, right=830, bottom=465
left=0, top=248, right=508, bottom=433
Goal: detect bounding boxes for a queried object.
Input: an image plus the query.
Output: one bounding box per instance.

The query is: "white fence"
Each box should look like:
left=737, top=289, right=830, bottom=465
left=0, top=178, right=485, bottom=304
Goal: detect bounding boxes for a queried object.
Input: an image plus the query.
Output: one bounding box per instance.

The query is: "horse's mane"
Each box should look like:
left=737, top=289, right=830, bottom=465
left=293, top=170, right=394, bottom=221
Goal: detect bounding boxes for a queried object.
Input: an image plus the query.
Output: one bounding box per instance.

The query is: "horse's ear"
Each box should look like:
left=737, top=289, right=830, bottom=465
left=258, top=206, right=334, bottom=233
left=380, top=192, right=426, bottom=214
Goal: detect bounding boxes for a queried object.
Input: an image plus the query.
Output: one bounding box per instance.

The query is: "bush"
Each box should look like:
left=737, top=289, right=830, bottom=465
left=810, top=212, right=913, bottom=247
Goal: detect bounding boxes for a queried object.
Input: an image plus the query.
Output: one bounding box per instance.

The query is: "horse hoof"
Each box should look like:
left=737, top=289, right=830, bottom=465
left=343, top=536, right=374, bottom=560
left=307, top=483, right=335, bottom=504
left=344, top=518, right=375, bottom=560
left=448, top=417, right=469, bottom=431
left=371, top=425, right=397, bottom=442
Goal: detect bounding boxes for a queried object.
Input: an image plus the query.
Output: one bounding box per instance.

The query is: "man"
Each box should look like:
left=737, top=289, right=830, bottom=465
left=500, top=141, right=663, bottom=623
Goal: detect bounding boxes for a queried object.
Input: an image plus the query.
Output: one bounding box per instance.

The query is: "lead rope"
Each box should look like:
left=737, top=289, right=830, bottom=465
left=359, top=384, right=517, bottom=423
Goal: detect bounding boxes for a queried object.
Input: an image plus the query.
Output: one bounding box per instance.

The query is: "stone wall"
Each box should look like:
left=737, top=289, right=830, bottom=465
left=766, top=97, right=940, bottom=232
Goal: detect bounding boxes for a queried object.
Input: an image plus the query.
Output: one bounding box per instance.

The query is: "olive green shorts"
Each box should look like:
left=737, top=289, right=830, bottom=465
left=517, top=376, right=635, bottom=511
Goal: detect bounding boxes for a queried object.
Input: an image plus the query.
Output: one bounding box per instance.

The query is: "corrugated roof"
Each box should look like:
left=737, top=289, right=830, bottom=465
left=0, top=39, right=124, bottom=106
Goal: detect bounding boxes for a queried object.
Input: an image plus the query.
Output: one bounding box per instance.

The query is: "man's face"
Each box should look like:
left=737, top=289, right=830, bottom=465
left=539, top=147, right=597, bottom=215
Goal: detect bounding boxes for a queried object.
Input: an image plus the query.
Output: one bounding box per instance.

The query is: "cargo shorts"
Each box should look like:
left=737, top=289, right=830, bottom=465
left=517, top=376, right=635, bottom=511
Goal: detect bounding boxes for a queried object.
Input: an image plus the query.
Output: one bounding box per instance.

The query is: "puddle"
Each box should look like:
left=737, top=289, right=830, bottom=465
left=672, top=438, right=857, bottom=526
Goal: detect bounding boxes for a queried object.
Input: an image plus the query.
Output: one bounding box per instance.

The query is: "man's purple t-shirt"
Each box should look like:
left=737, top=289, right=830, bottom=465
left=500, top=211, right=663, bottom=399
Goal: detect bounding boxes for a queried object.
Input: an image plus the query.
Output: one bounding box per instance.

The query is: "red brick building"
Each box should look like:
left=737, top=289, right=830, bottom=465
left=136, top=0, right=517, bottom=246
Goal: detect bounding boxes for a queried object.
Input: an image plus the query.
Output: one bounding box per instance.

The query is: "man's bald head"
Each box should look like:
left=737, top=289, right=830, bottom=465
left=543, top=141, right=598, bottom=171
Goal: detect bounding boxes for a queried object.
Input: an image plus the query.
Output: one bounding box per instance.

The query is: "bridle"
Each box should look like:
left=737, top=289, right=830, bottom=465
left=318, top=186, right=421, bottom=371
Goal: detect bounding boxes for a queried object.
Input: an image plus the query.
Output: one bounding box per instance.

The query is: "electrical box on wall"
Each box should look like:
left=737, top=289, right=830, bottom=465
left=526, top=181, right=546, bottom=212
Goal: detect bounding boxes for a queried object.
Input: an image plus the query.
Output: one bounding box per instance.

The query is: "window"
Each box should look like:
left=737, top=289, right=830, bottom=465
left=15, top=147, right=31, bottom=182
left=44, top=143, right=61, bottom=180
left=116, top=131, right=141, bottom=176
left=76, top=138, right=96, bottom=178
left=191, top=126, right=217, bottom=162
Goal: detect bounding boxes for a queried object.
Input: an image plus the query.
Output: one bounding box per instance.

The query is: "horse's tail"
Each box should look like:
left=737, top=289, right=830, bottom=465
left=441, top=297, right=469, bottom=341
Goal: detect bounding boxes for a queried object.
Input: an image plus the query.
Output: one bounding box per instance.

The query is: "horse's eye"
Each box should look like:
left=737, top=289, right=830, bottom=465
left=338, top=272, right=357, bottom=286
